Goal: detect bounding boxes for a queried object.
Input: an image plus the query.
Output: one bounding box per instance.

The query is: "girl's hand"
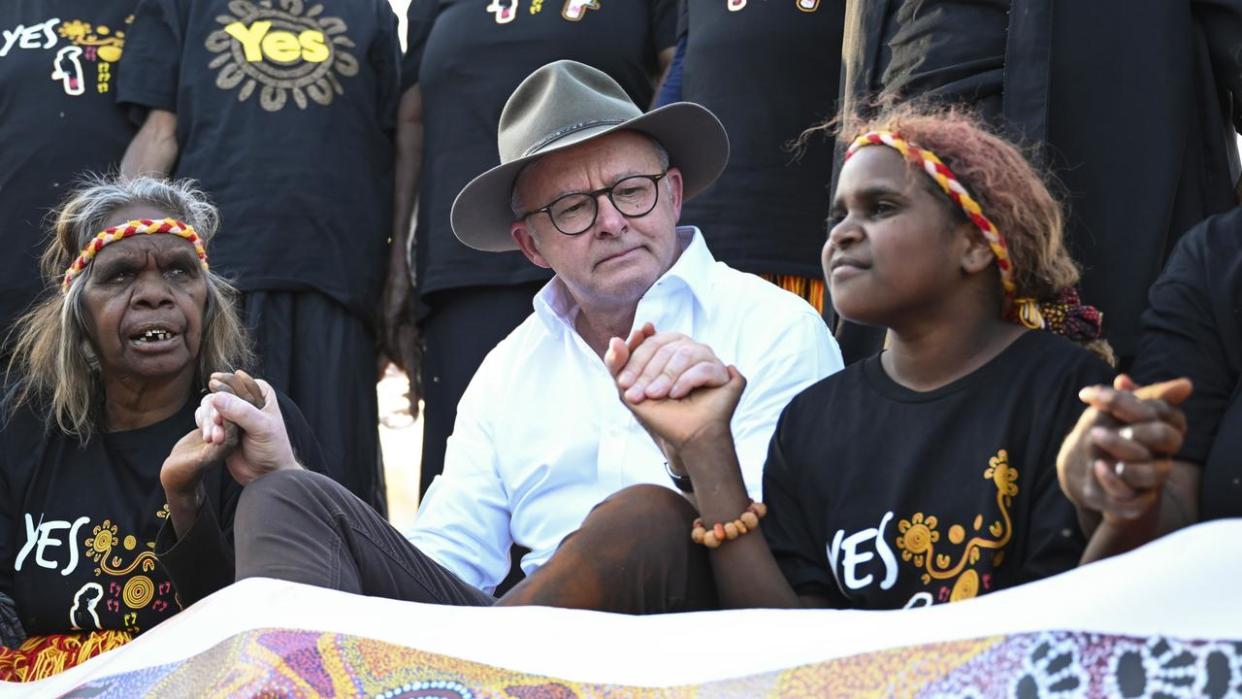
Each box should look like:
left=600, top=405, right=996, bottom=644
left=605, top=325, right=745, bottom=455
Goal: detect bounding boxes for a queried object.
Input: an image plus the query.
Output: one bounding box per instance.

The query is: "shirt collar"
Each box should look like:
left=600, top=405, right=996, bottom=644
left=532, top=226, right=716, bottom=337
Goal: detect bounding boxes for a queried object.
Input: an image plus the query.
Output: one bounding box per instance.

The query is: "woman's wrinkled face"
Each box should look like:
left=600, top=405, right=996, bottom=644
left=79, top=204, right=208, bottom=382
left=823, top=147, right=975, bottom=327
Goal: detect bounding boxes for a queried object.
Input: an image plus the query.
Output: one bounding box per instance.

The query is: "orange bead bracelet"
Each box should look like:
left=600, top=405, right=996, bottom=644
left=692, top=501, right=767, bottom=549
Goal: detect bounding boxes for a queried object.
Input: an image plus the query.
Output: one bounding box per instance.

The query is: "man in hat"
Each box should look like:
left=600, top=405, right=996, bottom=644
left=206, top=60, right=841, bottom=612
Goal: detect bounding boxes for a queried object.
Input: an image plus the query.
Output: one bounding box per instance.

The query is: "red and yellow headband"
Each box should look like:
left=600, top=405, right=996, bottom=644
left=844, top=130, right=1016, bottom=296
left=61, top=218, right=208, bottom=294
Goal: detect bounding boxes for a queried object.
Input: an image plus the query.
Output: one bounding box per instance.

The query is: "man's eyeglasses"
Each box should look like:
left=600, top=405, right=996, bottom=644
left=520, top=173, right=667, bottom=236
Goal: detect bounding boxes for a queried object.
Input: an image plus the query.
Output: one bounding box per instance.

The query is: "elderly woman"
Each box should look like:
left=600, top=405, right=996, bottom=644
left=0, top=177, right=321, bottom=682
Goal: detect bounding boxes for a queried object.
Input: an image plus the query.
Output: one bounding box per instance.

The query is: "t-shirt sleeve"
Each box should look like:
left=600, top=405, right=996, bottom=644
left=372, top=1, right=402, bottom=133
left=651, top=0, right=680, bottom=53
left=0, top=408, right=39, bottom=605
left=0, top=438, right=16, bottom=603
left=1, top=413, right=37, bottom=644
left=400, top=0, right=440, bottom=91
left=1014, top=349, right=1115, bottom=584
left=155, top=496, right=232, bottom=605
left=1132, top=225, right=1239, bottom=465
left=115, top=0, right=186, bottom=111
left=761, top=406, right=846, bottom=607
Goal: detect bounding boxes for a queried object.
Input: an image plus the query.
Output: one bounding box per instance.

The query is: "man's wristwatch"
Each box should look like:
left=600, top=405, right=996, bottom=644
left=665, top=461, right=694, bottom=493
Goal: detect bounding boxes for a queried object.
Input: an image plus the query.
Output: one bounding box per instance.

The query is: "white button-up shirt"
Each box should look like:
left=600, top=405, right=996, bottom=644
left=409, top=228, right=843, bottom=593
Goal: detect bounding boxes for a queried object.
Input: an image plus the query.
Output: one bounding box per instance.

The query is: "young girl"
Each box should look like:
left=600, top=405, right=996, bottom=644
left=607, top=106, right=1153, bottom=610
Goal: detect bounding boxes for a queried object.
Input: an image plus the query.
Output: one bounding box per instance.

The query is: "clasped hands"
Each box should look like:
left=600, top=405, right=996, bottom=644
left=1057, top=374, right=1192, bottom=526
left=161, top=370, right=301, bottom=502
left=603, top=323, right=746, bottom=479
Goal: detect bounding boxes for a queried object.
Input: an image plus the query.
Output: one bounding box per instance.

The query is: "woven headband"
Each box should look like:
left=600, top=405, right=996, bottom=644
left=845, top=130, right=1015, bottom=296
left=61, top=218, right=208, bottom=293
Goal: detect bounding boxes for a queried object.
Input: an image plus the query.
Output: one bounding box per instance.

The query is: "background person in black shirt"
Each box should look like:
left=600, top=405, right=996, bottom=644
left=1132, top=211, right=1242, bottom=521
left=1055, top=207, right=1242, bottom=554
left=835, top=0, right=1242, bottom=365
left=603, top=106, right=1119, bottom=609
left=0, top=1, right=139, bottom=359
left=653, top=0, right=845, bottom=316
left=116, top=0, right=400, bottom=513
left=0, top=178, right=321, bottom=681
left=382, top=0, right=677, bottom=500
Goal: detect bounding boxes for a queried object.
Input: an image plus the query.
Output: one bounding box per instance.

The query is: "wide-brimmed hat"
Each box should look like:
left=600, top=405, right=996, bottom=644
left=451, top=60, right=730, bottom=252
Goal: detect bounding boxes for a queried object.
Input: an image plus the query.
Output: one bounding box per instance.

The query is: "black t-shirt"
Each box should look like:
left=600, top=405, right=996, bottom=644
left=674, top=0, right=844, bottom=279
left=1131, top=208, right=1242, bottom=520
left=116, top=0, right=400, bottom=320
left=0, top=392, right=322, bottom=636
left=763, top=331, right=1113, bottom=609
left=876, top=0, right=1009, bottom=119
left=0, top=1, right=138, bottom=346
left=403, top=0, right=677, bottom=296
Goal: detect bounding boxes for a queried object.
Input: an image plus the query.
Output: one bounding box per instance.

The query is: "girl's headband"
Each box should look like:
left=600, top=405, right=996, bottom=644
left=844, top=130, right=1015, bottom=296
left=61, top=218, right=208, bottom=293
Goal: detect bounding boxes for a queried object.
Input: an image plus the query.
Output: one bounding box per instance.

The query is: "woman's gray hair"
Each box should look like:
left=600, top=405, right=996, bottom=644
left=4, top=175, right=253, bottom=440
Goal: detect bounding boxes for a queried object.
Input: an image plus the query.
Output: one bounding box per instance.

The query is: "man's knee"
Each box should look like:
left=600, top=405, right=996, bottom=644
left=587, top=484, right=697, bottom=541
left=236, top=469, right=343, bottom=531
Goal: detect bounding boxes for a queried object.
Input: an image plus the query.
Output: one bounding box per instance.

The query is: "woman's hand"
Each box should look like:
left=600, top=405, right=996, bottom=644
left=1057, top=375, right=1191, bottom=525
left=160, top=372, right=264, bottom=496
left=160, top=371, right=267, bottom=537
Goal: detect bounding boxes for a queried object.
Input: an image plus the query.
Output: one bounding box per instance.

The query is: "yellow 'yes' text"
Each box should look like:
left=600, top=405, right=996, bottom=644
left=224, top=21, right=329, bottom=64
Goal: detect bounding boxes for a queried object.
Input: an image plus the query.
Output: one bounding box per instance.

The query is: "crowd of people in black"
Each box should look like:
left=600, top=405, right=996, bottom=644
left=1, top=0, right=1240, bottom=683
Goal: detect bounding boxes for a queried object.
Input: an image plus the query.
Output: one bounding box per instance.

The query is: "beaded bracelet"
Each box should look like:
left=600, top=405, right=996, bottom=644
left=691, top=501, right=767, bottom=549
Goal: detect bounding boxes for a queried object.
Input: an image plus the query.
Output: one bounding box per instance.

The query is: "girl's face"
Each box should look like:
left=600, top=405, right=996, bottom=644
left=824, top=146, right=990, bottom=328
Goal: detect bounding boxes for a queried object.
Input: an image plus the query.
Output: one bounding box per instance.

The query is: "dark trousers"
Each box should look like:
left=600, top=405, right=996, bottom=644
left=418, top=283, right=544, bottom=498
left=242, top=291, right=385, bottom=514
left=234, top=470, right=717, bottom=614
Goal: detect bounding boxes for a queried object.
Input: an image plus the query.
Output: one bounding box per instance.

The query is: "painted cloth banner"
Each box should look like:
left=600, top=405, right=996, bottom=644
left=5, top=520, right=1240, bottom=697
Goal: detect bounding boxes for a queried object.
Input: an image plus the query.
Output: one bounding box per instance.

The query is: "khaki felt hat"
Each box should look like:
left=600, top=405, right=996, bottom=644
left=450, top=59, right=731, bottom=252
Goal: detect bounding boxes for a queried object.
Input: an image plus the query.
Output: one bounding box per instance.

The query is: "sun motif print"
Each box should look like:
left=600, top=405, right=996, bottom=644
left=76, top=508, right=180, bottom=634
left=205, top=0, right=358, bottom=112
left=894, top=450, right=1019, bottom=604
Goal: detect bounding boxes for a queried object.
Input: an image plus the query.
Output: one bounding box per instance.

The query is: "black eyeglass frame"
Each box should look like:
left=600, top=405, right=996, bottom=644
left=519, top=172, right=668, bottom=236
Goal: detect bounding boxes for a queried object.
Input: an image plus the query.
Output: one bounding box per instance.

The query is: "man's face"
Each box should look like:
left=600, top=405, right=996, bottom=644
left=510, top=131, right=684, bottom=313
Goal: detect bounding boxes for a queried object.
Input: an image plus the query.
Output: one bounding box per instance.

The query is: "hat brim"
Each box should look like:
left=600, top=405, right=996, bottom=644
left=450, top=102, right=730, bottom=252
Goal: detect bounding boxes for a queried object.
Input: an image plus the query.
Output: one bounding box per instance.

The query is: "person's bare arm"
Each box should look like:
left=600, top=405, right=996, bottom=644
left=381, top=85, right=424, bottom=376
left=120, top=109, right=179, bottom=178
left=678, top=421, right=832, bottom=609
left=650, top=46, right=677, bottom=109
left=606, top=332, right=831, bottom=609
